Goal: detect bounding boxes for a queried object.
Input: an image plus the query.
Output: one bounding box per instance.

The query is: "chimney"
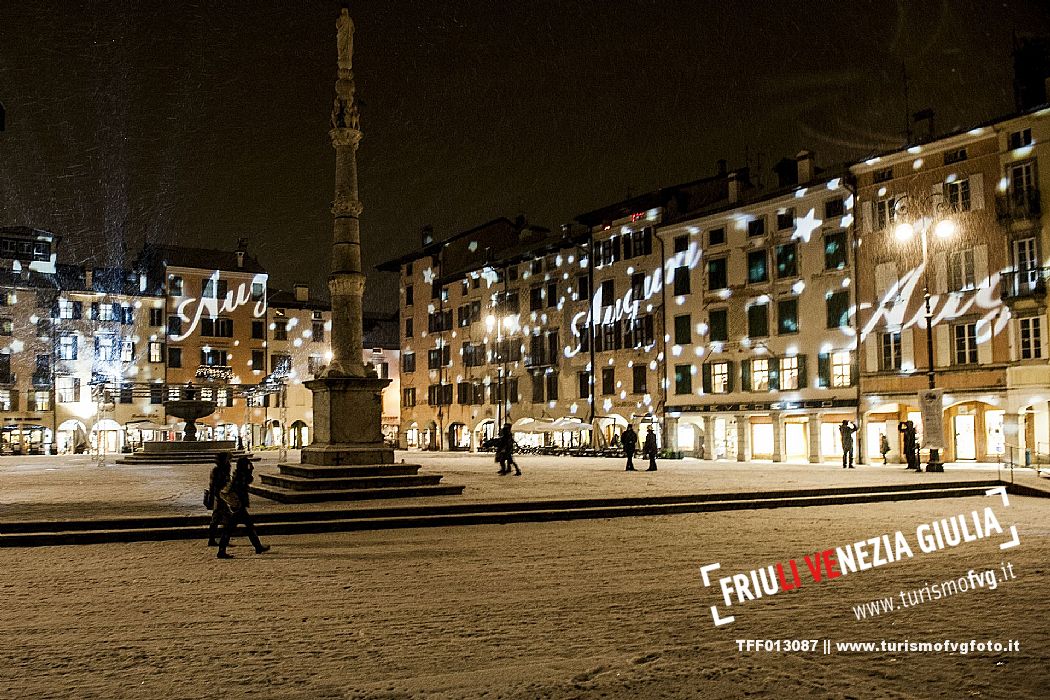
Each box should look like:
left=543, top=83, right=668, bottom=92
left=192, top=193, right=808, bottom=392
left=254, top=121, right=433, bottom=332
left=294, top=284, right=309, bottom=302
left=421, top=224, right=434, bottom=247
left=727, top=171, right=741, bottom=203
left=796, top=150, right=814, bottom=185
left=84, top=269, right=93, bottom=289
left=716, top=159, right=727, bottom=176
left=235, top=237, right=247, bottom=268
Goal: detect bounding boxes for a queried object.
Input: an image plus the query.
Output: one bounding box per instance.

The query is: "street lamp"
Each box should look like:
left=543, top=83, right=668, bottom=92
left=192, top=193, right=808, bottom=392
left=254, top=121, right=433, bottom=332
left=893, top=194, right=956, bottom=472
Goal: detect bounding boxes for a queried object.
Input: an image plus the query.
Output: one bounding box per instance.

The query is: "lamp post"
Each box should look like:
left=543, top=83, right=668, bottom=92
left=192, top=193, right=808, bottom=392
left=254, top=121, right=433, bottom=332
left=893, top=195, right=956, bottom=472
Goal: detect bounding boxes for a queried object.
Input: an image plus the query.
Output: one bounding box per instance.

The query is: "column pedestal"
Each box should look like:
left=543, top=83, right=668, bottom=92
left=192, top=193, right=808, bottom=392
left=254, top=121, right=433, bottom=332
left=300, top=375, right=394, bottom=465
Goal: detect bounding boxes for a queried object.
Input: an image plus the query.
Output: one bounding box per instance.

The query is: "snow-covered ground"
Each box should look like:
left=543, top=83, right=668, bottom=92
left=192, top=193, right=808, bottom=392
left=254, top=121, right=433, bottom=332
left=0, top=495, right=1046, bottom=698
left=0, top=450, right=1041, bottom=522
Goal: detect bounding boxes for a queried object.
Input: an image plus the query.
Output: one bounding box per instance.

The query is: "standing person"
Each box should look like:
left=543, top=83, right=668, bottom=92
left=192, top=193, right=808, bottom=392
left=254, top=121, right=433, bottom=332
left=206, top=452, right=233, bottom=547
left=216, top=457, right=270, bottom=559
left=621, top=425, right=638, bottom=471
left=879, top=433, right=891, bottom=465
left=498, top=423, right=520, bottom=476
left=643, top=426, right=658, bottom=471
left=839, top=420, right=858, bottom=469
left=899, top=420, right=919, bottom=471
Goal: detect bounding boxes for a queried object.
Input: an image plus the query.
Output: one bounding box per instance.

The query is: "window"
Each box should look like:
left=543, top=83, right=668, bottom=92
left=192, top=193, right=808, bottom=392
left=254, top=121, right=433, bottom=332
left=949, top=250, right=976, bottom=292
left=31, top=390, right=51, bottom=412
left=710, top=362, right=729, bottom=393
left=149, top=341, right=164, bottom=363
left=59, top=335, right=77, bottom=360
left=546, top=372, right=559, bottom=401
left=0, top=318, right=11, bottom=336
left=252, top=348, right=265, bottom=370
left=36, top=318, right=51, bottom=338
left=708, top=227, right=726, bottom=246
left=201, top=278, right=228, bottom=300
left=673, top=266, right=690, bottom=295
left=201, top=317, right=234, bottom=337
left=33, top=354, right=50, bottom=385
left=496, top=292, right=518, bottom=316
left=120, top=339, right=134, bottom=363
left=463, top=342, right=486, bottom=367
left=167, top=315, right=182, bottom=336
left=251, top=282, right=265, bottom=301
left=119, top=384, right=133, bottom=404
left=674, top=314, right=691, bottom=345
left=529, top=286, right=543, bottom=311
left=427, top=346, right=451, bottom=369
left=168, top=347, right=182, bottom=368
left=58, top=300, right=82, bottom=319
left=824, top=231, right=848, bottom=270
left=547, top=280, right=560, bottom=307
left=405, top=285, right=414, bottom=306
left=202, top=349, right=230, bottom=367
left=1020, top=317, right=1043, bottom=359
left=630, top=272, right=645, bottom=301
left=831, top=351, right=852, bottom=387
left=747, top=218, right=765, bottom=237
left=747, top=250, right=768, bottom=283
left=601, top=367, right=615, bottom=395
left=578, top=371, right=591, bottom=399
left=775, top=243, right=797, bottom=278
left=623, top=315, right=654, bottom=348
left=169, top=276, right=184, bottom=296
left=402, top=388, right=416, bottom=407
left=880, top=331, right=902, bottom=370
left=707, top=258, right=727, bottom=290
left=875, top=196, right=897, bottom=230
left=600, top=279, right=615, bottom=307
left=954, top=323, right=978, bottom=365
left=673, top=235, right=688, bottom=253
left=121, top=306, right=134, bottom=325
left=779, top=356, right=799, bottom=390
left=150, top=385, right=164, bottom=405
left=273, top=321, right=287, bottom=341
left=826, top=291, right=850, bottom=328
left=576, top=274, right=590, bottom=301
left=777, top=299, right=798, bottom=334
left=531, top=259, right=542, bottom=275
left=312, top=320, right=325, bottom=342
left=249, top=320, right=264, bottom=339
left=752, top=358, right=770, bottom=391
left=674, top=364, right=692, bottom=395
left=302, top=354, right=322, bottom=376
left=824, top=198, right=844, bottom=218
left=946, top=179, right=971, bottom=211
left=944, top=147, right=967, bottom=165
left=632, top=365, right=646, bottom=394
left=402, top=352, right=416, bottom=373
left=776, top=208, right=795, bottom=230
left=748, top=303, right=769, bottom=338
left=56, top=376, right=79, bottom=403
left=597, top=237, right=620, bottom=266
left=427, top=384, right=453, bottom=406
left=149, top=308, right=163, bottom=326
left=1008, top=128, right=1033, bottom=150
left=623, top=228, right=653, bottom=258
left=709, top=309, right=728, bottom=342
left=874, top=167, right=893, bottom=183
left=405, top=318, right=413, bottom=338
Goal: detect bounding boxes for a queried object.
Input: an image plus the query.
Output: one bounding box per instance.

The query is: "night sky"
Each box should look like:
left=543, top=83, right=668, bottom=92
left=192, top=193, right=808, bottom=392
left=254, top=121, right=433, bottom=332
left=1, top=1, right=1048, bottom=311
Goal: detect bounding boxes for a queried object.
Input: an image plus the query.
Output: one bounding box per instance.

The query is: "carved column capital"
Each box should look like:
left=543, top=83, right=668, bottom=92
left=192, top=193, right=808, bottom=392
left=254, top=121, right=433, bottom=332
left=330, top=127, right=362, bottom=147
left=332, top=200, right=364, bottom=217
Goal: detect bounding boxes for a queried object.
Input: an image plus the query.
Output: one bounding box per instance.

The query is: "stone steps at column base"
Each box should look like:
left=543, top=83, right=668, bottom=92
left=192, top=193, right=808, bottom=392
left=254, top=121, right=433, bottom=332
left=277, top=463, right=423, bottom=478
left=114, top=452, right=258, bottom=465
left=248, top=483, right=465, bottom=504
left=257, top=472, right=444, bottom=491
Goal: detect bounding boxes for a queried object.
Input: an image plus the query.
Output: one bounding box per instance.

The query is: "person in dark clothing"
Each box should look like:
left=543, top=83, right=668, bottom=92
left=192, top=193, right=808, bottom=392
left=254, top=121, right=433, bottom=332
left=899, top=420, right=919, bottom=471
left=206, top=451, right=233, bottom=547
left=497, top=423, right=520, bottom=476
left=621, top=425, right=638, bottom=471
left=879, top=433, right=891, bottom=465
left=216, top=457, right=270, bottom=559
left=839, top=420, right=858, bottom=468
left=643, top=426, right=658, bottom=471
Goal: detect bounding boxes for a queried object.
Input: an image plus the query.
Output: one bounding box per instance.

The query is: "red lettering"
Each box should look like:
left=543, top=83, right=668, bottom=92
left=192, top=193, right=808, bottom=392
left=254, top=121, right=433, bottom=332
left=822, top=549, right=841, bottom=579
left=804, top=553, right=824, bottom=582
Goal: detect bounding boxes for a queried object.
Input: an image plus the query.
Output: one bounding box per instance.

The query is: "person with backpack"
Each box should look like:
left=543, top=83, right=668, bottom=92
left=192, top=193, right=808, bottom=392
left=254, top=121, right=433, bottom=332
left=216, top=457, right=270, bottom=559
left=206, top=452, right=232, bottom=547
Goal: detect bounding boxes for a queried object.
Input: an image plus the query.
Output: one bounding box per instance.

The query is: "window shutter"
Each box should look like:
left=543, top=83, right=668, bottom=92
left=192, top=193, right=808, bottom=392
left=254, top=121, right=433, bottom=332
left=860, top=201, right=872, bottom=233
left=612, top=236, right=621, bottom=262
left=931, top=181, right=945, bottom=208
left=91, top=302, right=99, bottom=320
left=73, top=302, right=82, bottom=320
left=27, top=391, right=35, bottom=412
left=865, top=332, right=879, bottom=372
left=621, top=235, right=630, bottom=260
left=741, top=359, right=752, bottom=392
left=73, top=378, right=81, bottom=402
left=970, top=173, right=985, bottom=210
left=725, top=361, right=735, bottom=393
left=769, top=360, right=780, bottom=391
left=875, top=262, right=898, bottom=301
left=974, top=244, right=989, bottom=288
left=933, top=253, right=948, bottom=295
left=935, top=325, right=951, bottom=367
left=11, top=390, right=18, bottom=411
left=111, top=303, right=121, bottom=319
left=51, top=301, right=59, bottom=318
left=976, top=319, right=993, bottom=364
left=643, top=227, right=653, bottom=254
left=817, top=352, right=830, bottom=388
left=902, top=327, right=915, bottom=368
left=797, top=354, right=808, bottom=388
left=702, top=363, right=712, bottom=394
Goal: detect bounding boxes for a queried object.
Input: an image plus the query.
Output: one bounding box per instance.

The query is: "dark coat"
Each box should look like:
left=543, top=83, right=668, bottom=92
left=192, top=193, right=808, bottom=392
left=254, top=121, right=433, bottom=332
left=209, top=464, right=231, bottom=513
left=621, top=428, right=638, bottom=452
left=643, top=432, right=658, bottom=457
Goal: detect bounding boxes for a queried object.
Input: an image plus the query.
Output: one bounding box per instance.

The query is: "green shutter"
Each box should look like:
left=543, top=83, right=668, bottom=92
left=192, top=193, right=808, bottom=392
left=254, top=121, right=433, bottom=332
left=725, top=361, right=735, bottom=393
left=797, top=355, right=808, bottom=388
left=741, top=359, right=752, bottom=392
left=817, top=353, right=831, bottom=388
left=702, top=363, right=712, bottom=394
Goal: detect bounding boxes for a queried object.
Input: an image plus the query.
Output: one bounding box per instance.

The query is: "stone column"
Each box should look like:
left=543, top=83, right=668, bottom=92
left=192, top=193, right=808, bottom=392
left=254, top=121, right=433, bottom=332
left=808, top=412, right=823, bottom=463
left=663, top=414, right=679, bottom=456
left=856, top=413, right=866, bottom=465
left=703, top=415, right=716, bottom=460
left=771, top=413, right=783, bottom=463
left=1003, top=411, right=1021, bottom=453
left=735, top=414, right=750, bottom=462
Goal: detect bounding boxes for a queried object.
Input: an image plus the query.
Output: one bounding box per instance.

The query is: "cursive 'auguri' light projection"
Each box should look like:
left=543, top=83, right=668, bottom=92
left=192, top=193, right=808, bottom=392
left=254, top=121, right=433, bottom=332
left=171, top=270, right=268, bottom=342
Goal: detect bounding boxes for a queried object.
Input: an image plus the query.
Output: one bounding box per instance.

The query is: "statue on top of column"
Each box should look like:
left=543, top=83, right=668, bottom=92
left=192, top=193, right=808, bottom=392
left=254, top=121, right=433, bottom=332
left=331, top=5, right=361, bottom=130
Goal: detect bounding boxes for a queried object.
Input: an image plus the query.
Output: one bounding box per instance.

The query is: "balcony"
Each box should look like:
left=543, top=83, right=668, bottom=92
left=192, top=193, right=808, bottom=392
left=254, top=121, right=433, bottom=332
left=195, top=365, right=234, bottom=382
left=996, top=189, right=1041, bottom=222
left=1001, top=267, right=1049, bottom=310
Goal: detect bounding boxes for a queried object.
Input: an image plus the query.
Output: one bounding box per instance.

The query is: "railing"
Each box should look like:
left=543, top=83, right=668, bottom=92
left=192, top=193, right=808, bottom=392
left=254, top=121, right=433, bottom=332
left=1000, top=442, right=1050, bottom=481
left=1000, top=267, right=1050, bottom=300
left=995, top=188, right=1041, bottom=221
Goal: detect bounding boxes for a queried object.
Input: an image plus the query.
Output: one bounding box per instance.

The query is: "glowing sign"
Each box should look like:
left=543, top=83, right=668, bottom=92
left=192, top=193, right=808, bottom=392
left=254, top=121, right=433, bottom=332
left=171, top=271, right=267, bottom=341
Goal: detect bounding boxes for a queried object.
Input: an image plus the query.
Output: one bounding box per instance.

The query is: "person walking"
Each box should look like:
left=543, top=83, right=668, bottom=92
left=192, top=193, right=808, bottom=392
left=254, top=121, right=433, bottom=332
left=497, top=423, right=520, bottom=476
left=899, top=420, right=919, bottom=471
left=879, top=433, right=891, bottom=465
left=622, top=425, right=638, bottom=471
left=643, top=426, right=658, bottom=471
left=839, top=420, right=858, bottom=468
left=206, top=451, right=232, bottom=547
left=216, top=457, right=270, bottom=559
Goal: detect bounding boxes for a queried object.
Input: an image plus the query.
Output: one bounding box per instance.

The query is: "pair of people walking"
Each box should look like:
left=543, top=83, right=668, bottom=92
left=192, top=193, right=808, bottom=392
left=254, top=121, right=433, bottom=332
left=496, top=423, right=521, bottom=476
left=206, top=452, right=269, bottom=559
left=622, top=425, right=658, bottom=472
